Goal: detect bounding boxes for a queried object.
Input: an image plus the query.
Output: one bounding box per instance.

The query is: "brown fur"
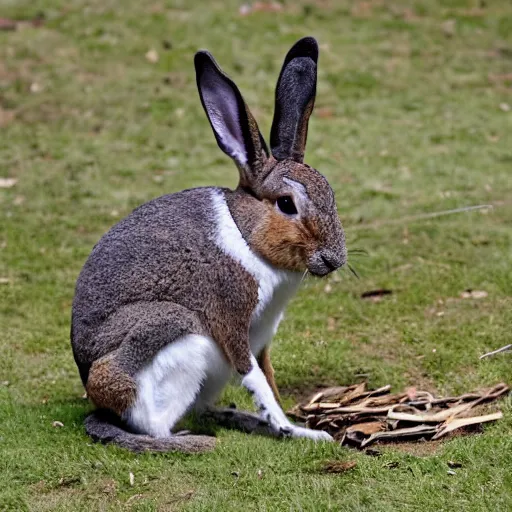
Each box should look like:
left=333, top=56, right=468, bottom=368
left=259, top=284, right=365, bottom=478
left=251, top=204, right=308, bottom=271
left=86, top=353, right=137, bottom=416
left=258, top=346, right=281, bottom=403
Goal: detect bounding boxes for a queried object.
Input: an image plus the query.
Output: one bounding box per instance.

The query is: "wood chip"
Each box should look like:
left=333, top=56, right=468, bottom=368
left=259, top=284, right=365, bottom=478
left=432, top=412, right=503, bottom=440
left=346, top=421, right=385, bottom=435
left=145, top=49, right=159, bottom=63
left=362, top=425, right=438, bottom=448
left=0, top=178, right=17, bottom=188
left=461, top=290, right=488, bottom=299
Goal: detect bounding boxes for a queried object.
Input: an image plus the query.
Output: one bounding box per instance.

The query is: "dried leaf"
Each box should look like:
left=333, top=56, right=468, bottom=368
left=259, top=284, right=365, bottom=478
left=346, top=421, right=385, bottom=435
left=433, top=412, right=503, bottom=440
left=52, top=421, right=64, bottom=428
left=30, top=82, right=43, bottom=93
left=308, top=384, right=364, bottom=405
left=145, top=49, right=159, bottom=63
left=387, top=402, right=473, bottom=423
left=460, top=289, right=488, bottom=299
left=361, top=289, right=392, bottom=302
left=0, top=178, right=17, bottom=188
left=0, top=18, right=17, bottom=30
left=361, top=425, right=438, bottom=448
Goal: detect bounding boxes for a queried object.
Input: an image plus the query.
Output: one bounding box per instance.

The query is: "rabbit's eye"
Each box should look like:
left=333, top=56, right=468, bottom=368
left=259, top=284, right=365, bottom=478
left=276, top=196, right=298, bottom=216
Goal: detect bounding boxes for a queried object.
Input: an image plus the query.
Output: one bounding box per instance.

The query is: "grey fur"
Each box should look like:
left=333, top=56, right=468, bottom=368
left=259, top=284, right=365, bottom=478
left=85, top=410, right=216, bottom=453
left=270, top=37, right=318, bottom=163
left=72, top=188, right=258, bottom=383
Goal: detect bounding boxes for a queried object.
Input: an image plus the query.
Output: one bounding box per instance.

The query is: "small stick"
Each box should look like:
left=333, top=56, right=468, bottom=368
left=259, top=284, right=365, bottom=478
left=351, top=204, right=493, bottom=231
left=479, top=344, right=512, bottom=360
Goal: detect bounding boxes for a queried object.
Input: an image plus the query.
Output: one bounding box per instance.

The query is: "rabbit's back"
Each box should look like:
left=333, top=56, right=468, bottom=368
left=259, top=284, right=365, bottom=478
left=71, top=187, right=230, bottom=368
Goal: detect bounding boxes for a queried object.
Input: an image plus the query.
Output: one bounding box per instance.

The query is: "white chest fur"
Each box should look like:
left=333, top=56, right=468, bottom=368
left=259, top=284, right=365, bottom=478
left=211, top=189, right=302, bottom=356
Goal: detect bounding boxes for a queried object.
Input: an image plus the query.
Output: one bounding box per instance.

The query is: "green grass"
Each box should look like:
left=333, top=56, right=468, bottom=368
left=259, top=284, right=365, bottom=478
left=1, top=0, right=512, bottom=510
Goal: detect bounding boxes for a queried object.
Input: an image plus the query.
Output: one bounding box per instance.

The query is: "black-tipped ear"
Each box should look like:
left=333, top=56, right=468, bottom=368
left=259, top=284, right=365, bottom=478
left=194, top=51, right=268, bottom=188
left=270, top=37, right=318, bottom=163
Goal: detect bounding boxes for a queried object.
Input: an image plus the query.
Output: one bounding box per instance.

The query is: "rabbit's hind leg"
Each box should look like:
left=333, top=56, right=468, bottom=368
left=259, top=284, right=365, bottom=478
left=124, top=333, right=224, bottom=438
left=86, top=350, right=137, bottom=417
left=85, top=302, right=217, bottom=439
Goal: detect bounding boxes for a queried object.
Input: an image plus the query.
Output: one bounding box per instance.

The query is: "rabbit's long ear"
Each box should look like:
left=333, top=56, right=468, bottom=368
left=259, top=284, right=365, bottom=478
left=195, top=51, right=268, bottom=188
left=270, top=37, right=318, bottom=163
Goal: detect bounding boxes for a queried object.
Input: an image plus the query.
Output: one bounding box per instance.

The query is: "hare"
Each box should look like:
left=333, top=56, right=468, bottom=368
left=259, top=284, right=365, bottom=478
left=71, top=36, right=346, bottom=453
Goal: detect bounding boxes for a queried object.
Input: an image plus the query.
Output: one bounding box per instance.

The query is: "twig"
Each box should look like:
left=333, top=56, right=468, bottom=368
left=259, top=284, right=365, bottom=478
left=350, top=204, right=494, bottom=231
left=480, top=344, right=512, bottom=359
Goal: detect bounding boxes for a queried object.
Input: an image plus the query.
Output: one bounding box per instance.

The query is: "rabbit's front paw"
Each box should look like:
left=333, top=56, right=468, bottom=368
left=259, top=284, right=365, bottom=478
left=286, top=426, right=334, bottom=442
left=264, top=413, right=333, bottom=442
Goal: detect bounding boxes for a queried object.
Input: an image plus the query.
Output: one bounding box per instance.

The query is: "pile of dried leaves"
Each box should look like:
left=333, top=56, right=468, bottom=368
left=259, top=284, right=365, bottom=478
left=288, top=382, right=509, bottom=449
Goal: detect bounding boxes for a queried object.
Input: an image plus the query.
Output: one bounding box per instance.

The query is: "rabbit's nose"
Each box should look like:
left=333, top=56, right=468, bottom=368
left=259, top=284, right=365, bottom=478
left=321, top=255, right=338, bottom=272
left=320, top=251, right=345, bottom=271
left=308, top=248, right=346, bottom=276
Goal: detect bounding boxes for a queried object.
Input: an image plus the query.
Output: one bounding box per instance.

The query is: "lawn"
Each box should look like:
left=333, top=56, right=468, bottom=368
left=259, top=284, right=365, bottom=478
left=1, top=0, right=511, bottom=510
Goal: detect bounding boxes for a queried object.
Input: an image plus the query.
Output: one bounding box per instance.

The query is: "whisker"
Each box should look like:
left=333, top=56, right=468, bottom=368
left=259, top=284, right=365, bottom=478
left=347, top=263, right=360, bottom=280
left=348, top=248, right=369, bottom=256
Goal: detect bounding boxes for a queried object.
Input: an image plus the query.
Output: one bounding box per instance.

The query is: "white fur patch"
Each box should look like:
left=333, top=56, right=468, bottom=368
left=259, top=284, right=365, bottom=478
left=211, top=189, right=302, bottom=356
left=124, top=334, right=227, bottom=437
left=242, top=355, right=289, bottom=426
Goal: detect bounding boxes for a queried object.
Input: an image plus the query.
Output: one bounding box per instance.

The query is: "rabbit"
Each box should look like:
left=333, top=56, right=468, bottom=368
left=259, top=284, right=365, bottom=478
left=71, top=36, right=347, bottom=453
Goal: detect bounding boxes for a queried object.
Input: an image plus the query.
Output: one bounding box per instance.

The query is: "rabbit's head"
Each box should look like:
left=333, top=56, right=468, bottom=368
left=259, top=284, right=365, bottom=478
left=195, top=37, right=346, bottom=276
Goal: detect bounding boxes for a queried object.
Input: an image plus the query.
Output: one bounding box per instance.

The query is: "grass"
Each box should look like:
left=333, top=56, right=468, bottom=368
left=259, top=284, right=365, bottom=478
left=1, top=0, right=511, bottom=510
